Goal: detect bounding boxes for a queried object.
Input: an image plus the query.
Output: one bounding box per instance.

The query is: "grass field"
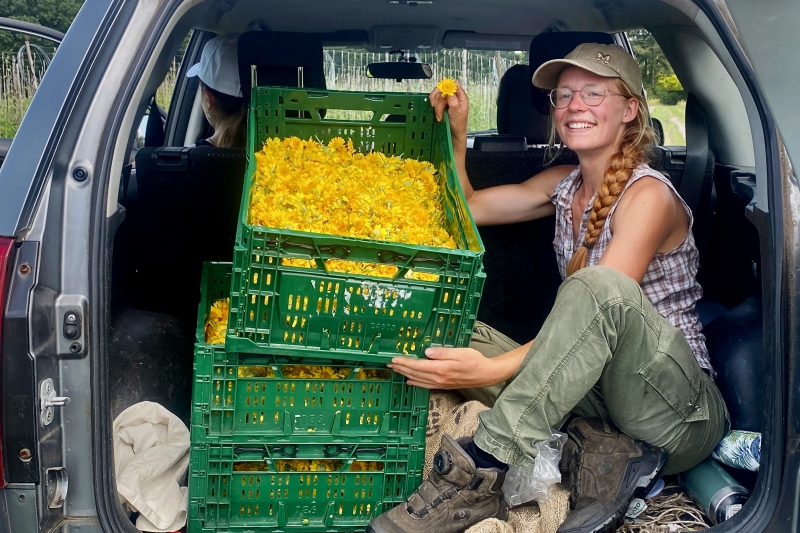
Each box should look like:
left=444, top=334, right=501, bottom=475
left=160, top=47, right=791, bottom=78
left=1, top=50, right=43, bottom=138
left=649, top=100, right=686, bottom=146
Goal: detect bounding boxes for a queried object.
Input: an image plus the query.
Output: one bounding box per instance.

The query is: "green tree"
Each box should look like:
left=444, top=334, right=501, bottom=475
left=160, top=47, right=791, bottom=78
left=654, top=73, right=686, bottom=105
left=0, top=0, right=84, bottom=54
left=0, top=0, right=83, bottom=31
left=628, top=29, right=673, bottom=94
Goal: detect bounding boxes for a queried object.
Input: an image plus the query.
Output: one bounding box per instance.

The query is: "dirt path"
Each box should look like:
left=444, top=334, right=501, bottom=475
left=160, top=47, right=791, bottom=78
left=670, top=116, right=686, bottom=140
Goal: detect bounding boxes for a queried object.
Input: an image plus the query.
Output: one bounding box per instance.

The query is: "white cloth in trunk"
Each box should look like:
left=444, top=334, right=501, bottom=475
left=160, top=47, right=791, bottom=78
left=113, top=401, right=190, bottom=532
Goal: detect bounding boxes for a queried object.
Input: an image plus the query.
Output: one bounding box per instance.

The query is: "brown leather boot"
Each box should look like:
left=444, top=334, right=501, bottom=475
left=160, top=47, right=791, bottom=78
left=557, top=418, right=668, bottom=533
left=367, top=435, right=507, bottom=533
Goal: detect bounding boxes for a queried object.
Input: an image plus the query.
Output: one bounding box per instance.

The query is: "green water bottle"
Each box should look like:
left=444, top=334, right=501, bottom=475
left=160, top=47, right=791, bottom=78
left=679, top=457, right=750, bottom=525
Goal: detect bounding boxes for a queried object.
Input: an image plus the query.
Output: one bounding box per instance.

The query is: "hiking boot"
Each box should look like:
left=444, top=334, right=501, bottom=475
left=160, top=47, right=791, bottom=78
left=557, top=417, right=668, bottom=533
left=367, top=435, right=507, bottom=533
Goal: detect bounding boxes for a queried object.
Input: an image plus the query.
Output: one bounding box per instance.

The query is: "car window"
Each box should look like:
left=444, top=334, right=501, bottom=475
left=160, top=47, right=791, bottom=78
left=156, top=34, right=189, bottom=113
left=0, top=30, right=59, bottom=139
left=135, top=32, right=190, bottom=149
left=629, top=29, right=686, bottom=146
left=323, top=48, right=528, bottom=134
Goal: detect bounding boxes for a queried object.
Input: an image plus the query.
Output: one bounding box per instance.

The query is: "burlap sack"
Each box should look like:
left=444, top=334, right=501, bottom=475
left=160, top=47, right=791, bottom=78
left=424, top=392, right=487, bottom=478
left=425, top=392, right=570, bottom=533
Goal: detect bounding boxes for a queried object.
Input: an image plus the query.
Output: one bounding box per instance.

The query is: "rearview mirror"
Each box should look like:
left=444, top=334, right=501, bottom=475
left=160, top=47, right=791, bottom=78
left=366, top=62, right=433, bottom=81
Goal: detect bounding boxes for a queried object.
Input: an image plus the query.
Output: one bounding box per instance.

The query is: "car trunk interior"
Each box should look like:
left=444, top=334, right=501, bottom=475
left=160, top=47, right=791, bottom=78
left=102, top=0, right=770, bottom=529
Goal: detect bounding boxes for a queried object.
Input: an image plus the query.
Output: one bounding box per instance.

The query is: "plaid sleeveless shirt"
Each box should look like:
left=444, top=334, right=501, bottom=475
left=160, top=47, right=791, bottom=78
left=551, top=164, right=712, bottom=374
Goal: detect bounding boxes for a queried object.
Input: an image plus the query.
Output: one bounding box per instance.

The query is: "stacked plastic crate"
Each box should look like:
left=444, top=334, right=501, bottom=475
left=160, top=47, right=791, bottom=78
left=187, top=87, right=485, bottom=533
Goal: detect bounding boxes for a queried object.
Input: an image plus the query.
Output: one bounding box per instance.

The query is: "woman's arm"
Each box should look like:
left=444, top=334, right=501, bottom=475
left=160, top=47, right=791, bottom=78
left=430, top=84, right=572, bottom=226
left=600, top=177, right=690, bottom=283
left=468, top=167, right=573, bottom=225
left=387, top=341, right=533, bottom=389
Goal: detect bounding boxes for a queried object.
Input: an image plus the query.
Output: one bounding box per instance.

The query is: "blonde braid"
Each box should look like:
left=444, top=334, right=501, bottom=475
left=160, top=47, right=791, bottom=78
left=565, top=80, right=656, bottom=277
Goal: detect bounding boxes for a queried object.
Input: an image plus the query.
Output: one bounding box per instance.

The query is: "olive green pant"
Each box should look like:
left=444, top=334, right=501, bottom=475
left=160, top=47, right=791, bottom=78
left=466, top=266, right=729, bottom=475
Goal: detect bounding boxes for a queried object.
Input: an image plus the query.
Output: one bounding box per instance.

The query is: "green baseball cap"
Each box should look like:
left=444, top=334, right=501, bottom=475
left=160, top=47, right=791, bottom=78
left=532, top=43, right=643, bottom=97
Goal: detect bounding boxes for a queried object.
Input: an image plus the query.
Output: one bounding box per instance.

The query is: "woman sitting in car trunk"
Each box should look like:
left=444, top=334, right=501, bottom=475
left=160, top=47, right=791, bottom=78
left=368, top=43, right=729, bottom=533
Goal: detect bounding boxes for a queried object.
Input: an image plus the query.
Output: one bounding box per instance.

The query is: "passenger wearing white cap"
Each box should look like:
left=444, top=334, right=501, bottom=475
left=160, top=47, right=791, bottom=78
left=186, top=34, right=246, bottom=148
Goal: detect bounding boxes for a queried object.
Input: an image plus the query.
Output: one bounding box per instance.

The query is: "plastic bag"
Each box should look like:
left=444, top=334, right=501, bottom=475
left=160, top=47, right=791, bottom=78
left=502, top=430, right=566, bottom=507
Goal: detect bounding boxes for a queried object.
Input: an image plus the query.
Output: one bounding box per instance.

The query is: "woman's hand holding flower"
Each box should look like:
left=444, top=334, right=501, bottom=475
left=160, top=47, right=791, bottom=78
left=430, top=80, right=469, bottom=144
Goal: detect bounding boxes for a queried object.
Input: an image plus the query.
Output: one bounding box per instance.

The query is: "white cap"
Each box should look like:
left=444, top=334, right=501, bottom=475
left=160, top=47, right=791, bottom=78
left=186, top=34, right=242, bottom=98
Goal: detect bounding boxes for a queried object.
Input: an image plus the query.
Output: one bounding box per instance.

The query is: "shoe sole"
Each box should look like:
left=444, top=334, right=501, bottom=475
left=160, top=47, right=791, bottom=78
left=566, top=443, right=668, bottom=533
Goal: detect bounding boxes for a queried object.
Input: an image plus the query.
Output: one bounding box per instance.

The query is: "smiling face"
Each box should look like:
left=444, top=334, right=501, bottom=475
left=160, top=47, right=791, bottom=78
left=553, top=66, right=639, bottom=160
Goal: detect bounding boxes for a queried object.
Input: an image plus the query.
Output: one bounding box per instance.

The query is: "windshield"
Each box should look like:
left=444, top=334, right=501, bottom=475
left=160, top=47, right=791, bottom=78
left=323, top=48, right=528, bottom=134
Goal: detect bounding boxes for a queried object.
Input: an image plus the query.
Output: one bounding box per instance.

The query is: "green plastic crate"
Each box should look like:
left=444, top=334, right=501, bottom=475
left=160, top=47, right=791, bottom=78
left=187, top=439, right=423, bottom=533
left=191, top=345, right=429, bottom=441
left=227, top=87, right=485, bottom=363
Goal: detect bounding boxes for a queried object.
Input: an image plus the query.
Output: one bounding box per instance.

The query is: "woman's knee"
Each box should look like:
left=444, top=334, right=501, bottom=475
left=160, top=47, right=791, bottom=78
left=559, top=266, right=644, bottom=309
left=470, top=321, right=520, bottom=358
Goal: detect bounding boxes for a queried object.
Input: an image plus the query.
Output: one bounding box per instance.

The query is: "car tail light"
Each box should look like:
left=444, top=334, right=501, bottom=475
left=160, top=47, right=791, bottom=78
left=0, top=236, right=13, bottom=489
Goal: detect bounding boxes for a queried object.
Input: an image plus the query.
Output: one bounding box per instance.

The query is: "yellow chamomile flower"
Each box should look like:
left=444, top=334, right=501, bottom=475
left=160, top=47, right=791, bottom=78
left=204, top=298, right=229, bottom=344
left=436, top=78, right=458, bottom=97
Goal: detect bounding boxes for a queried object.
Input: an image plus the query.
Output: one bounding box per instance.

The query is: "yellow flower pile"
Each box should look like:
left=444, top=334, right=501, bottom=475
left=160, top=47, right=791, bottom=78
left=355, top=368, right=392, bottom=380
left=237, top=366, right=275, bottom=378
left=282, top=365, right=352, bottom=380
left=248, top=137, right=456, bottom=280
left=204, top=298, right=229, bottom=344
left=348, top=461, right=384, bottom=471
left=275, top=460, right=344, bottom=472
left=234, top=461, right=271, bottom=472
left=236, top=365, right=392, bottom=380
left=437, top=78, right=458, bottom=97
left=233, top=460, right=383, bottom=472
left=282, top=257, right=440, bottom=282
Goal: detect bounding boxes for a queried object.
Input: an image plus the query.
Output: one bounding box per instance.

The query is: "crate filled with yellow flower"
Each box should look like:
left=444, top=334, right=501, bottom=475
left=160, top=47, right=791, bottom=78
left=193, top=262, right=429, bottom=443
left=227, top=86, right=485, bottom=363
left=191, top=347, right=428, bottom=442
left=187, top=439, right=423, bottom=533
left=190, top=262, right=429, bottom=533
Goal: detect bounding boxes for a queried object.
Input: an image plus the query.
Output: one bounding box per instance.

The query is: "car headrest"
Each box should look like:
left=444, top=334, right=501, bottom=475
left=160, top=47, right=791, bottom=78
left=237, top=31, right=326, bottom=104
left=497, top=64, right=549, bottom=145
left=528, top=31, right=615, bottom=115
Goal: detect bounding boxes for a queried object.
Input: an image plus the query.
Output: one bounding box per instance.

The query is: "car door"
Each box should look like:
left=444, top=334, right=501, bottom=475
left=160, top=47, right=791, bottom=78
left=0, top=17, right=63, bottom=170
left=707, top=1, right=800, bottom=531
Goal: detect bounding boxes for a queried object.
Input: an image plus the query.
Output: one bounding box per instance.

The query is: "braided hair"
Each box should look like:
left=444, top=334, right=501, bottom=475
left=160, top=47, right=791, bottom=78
left=561, top=78, right=656, bottom=277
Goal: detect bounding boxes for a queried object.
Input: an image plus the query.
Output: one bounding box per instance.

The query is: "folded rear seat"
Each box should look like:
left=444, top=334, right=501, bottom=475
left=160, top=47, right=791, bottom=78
left=131, top=146, right=246, bottom=321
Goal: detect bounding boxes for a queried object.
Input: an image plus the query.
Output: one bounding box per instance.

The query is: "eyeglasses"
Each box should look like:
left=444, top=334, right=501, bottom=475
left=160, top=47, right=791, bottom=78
left=549, top=84, right=628, bottom=109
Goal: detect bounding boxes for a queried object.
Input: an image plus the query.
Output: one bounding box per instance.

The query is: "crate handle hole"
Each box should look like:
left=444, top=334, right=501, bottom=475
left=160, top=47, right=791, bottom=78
left=379, top=113, right=406, bottom=123
left=322, top=110, right=374, bottom=122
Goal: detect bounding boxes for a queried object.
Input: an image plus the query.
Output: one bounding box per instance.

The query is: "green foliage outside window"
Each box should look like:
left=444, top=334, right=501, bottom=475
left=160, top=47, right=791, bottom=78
left=654, top=73, right=686, bottom=105
left=628, top=30, right=686, bottom=105
left=0, top=0, right=83, bottom=54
